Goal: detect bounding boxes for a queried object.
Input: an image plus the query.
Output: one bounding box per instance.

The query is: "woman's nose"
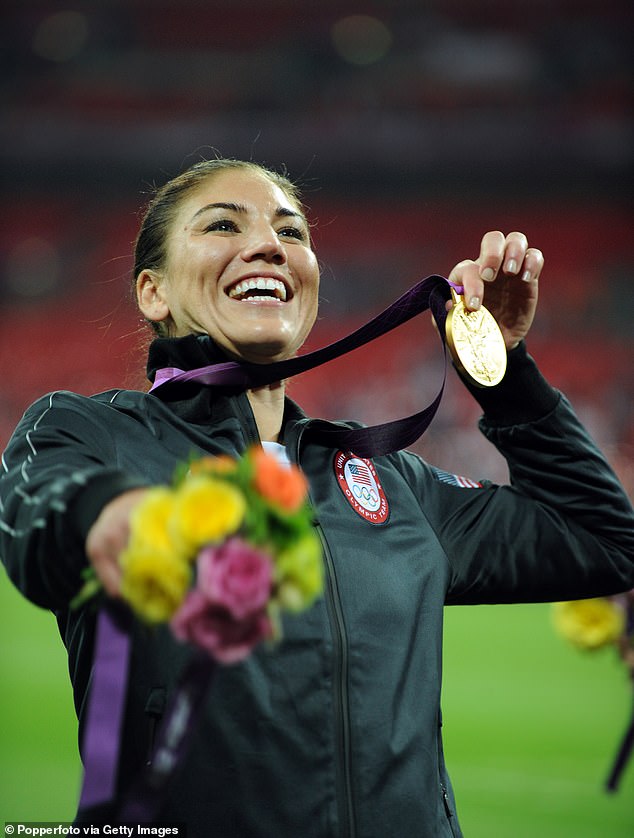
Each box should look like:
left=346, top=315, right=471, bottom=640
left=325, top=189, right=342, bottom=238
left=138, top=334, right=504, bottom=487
left=240, top=227, right=287, bottom=264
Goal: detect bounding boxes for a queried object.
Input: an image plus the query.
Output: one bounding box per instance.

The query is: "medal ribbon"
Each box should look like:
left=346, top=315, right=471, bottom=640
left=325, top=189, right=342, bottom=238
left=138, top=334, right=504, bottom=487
left=149, top=273, right=457, bottom=458
left=78, top=602, right=132, bottom=810
left=78, top=273, right=462, bottom=821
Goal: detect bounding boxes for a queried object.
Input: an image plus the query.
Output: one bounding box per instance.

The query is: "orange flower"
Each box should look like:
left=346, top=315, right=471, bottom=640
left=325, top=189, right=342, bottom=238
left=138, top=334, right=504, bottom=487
left=251, top=447, right=309, bottom=513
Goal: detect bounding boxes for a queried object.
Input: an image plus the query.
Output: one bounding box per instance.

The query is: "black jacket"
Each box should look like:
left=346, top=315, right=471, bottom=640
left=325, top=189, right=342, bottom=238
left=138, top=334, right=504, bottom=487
left=1, top=335, right=633, bottom=838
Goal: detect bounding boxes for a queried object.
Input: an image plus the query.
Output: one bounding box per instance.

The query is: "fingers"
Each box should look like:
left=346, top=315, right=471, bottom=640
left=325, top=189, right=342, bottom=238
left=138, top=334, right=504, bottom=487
left=448, top=260, right=484, bottom=311
left=85, top=510, right=129, bottom=597
left=479, top=231, right=544, bottom=283
left=448, top=232, right=544, bottom=311
left=479, top=231, right=530, bottom=281
left=478, top=230, right=507, bottom=281
left=84, top=488, right=148, bottom=598
left=520, top=246, right=544, bottom=285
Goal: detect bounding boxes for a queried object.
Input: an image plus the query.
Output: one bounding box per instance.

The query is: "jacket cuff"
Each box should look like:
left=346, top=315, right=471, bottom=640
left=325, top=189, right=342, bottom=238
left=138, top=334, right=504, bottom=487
left=68, top=471, right=152, bottom=547
left=457, top=341, right=560, bottom=426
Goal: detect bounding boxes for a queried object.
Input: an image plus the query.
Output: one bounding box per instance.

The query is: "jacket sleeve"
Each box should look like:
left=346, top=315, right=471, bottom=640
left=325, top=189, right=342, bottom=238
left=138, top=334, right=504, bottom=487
left=0, top=391, right=150, bottom=610
left=410, top=343, right=634, bottom=605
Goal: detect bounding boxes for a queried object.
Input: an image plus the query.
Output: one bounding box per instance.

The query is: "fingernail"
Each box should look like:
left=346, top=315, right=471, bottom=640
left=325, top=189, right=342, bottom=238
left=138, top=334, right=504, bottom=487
left=506, top=259, right=518, bottom=274
left=521, top=270, right=532, bottom=283
left=481, top=267, right=495, bottom=282
left=468, top=295, right=481, bottom=310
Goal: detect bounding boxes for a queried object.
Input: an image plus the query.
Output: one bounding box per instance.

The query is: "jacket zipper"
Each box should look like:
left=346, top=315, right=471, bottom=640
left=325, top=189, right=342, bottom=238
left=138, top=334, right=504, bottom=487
left=318, top=524, right=356, bottom=838
left=441, top=784, right=453, bottom=819
left=291, top=422, right=356, bottom=837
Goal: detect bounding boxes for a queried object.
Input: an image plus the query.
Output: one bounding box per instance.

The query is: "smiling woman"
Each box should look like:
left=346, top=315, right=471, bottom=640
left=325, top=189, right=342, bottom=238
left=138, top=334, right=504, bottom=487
left=134, top=159, right=319, bottom=366
left=1, top=156, right=633, bottom=838
left=133, top=159, right=320, bottom=445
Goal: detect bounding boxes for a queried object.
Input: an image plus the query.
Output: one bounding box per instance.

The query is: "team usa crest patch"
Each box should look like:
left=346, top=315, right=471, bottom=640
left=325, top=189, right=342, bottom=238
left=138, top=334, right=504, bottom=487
left=334, top=451, right=389, bottom=524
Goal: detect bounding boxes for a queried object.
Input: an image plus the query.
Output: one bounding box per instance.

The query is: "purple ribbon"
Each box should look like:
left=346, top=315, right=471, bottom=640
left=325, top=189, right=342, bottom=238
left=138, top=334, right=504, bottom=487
left=77, top=273, right=462, bottom=821
left=151, top=274, right=455, bottom=393
left=78, top=603, right=132, bottom=809
left=150, top=274, right=456, bottom=458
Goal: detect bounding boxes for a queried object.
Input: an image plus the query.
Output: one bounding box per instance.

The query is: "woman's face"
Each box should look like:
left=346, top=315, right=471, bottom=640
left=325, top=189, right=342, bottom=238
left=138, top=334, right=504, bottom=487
left=137, top=168, right=320, bottom=363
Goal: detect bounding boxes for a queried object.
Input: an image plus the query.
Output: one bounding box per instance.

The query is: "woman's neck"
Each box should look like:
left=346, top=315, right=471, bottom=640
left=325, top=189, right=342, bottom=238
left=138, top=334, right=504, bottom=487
left=247, top=381, right=286, bottom=443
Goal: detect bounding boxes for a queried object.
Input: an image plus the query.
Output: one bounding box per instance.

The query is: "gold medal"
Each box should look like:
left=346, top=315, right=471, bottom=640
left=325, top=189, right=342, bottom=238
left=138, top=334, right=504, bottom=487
left=445, top=288, right=507, bottom=387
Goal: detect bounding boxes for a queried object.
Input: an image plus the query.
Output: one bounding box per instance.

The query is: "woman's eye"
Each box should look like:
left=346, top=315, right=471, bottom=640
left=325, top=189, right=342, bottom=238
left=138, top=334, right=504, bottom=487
left=278, top=226, right=306, bottom=242
left=204, top=219, right=238, bottom=233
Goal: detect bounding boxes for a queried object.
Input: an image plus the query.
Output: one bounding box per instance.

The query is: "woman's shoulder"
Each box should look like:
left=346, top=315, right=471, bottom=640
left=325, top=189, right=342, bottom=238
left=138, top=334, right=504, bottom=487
left=384, top=447, right=488, bottom=491
left=23, top=387, right=151, bottom=414
left=14, top=388, right=158, bottom=438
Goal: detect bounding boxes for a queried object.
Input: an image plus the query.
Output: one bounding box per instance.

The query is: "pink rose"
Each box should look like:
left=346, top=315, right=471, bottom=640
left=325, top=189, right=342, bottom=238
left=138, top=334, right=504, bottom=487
left=170, top=589, right=272, bottom=664
left=197, top=538, right=273, bottom=620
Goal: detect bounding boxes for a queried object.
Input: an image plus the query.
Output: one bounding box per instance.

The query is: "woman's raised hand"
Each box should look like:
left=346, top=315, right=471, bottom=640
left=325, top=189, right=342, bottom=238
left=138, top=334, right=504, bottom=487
left=447, top=231, right=544, bottom=350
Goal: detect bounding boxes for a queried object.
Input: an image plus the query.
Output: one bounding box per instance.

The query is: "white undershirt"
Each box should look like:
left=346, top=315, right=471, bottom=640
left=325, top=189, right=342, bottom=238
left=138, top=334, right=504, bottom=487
left=261, top=440, right=291, bottom=468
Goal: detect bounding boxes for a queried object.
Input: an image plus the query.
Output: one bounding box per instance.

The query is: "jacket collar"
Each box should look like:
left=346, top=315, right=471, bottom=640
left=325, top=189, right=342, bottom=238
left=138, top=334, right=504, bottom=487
left=146, top=334, right=228, bottom=383
left=145, top=334, right=311, bottom=445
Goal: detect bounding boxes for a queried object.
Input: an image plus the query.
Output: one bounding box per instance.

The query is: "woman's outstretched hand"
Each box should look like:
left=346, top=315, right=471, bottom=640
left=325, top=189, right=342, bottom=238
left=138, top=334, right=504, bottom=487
left=84, top=488, right=149, bottom=598
left=447, top=231, right=544, bottom=350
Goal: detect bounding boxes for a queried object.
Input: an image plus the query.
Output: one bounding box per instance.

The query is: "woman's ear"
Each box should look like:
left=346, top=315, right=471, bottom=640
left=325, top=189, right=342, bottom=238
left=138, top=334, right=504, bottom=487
left=136, top=269, right=170, bottom=325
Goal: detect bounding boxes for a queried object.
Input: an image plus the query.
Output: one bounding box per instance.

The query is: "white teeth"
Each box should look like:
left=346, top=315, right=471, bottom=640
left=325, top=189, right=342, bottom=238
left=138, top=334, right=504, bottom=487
left=228, top=278, right=287, bottom=301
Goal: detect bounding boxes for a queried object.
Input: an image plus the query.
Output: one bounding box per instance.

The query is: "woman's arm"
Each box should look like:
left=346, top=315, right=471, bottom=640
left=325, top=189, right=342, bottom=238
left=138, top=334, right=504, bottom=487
left=0, top=391, right=149, bottom=609
left=409, top=345, right=634, bottom=604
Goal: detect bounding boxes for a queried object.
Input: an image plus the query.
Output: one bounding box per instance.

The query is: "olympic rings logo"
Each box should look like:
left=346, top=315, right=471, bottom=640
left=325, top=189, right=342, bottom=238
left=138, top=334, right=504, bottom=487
left=352, top=483, right=379, bottom=505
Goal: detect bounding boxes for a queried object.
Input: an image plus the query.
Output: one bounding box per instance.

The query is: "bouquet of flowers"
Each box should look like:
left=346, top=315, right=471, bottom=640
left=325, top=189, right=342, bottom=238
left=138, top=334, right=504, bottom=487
left=551, top=593, right=634, bottom=791
left=74, top=446, right=324, bottom=664
left=551, top=596, right=632, bottom=653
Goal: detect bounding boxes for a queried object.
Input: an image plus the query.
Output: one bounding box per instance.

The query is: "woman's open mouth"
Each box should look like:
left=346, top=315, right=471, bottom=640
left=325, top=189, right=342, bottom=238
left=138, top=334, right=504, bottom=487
left=227, top=277, right=288, bottom=303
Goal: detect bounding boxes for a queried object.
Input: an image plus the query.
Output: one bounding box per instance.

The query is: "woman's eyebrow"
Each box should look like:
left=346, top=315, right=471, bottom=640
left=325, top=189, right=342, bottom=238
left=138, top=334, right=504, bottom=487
left=190, top=202, right=304, bottom=223
left=276, top=207, right=304, bottom=220
left=191, top=201, right=246, bottom=221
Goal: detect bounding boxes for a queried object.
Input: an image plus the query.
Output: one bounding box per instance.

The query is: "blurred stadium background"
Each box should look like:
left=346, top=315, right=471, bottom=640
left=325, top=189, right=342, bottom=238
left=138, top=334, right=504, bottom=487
left=1, top=0, right=632, bottom=833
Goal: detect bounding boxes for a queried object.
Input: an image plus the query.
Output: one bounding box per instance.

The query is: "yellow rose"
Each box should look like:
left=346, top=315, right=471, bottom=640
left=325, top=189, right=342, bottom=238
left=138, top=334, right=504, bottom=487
left=126, top=487, right=179, bottom=555
left=118, top=487, right=191, bottom=623
left=552, top=598, right=625, bottom=651
left=120, top=545, right=191, bottom=623
left=274, top=532, right=324, bottom=613
left=170, top=476, right=246, bottom=554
